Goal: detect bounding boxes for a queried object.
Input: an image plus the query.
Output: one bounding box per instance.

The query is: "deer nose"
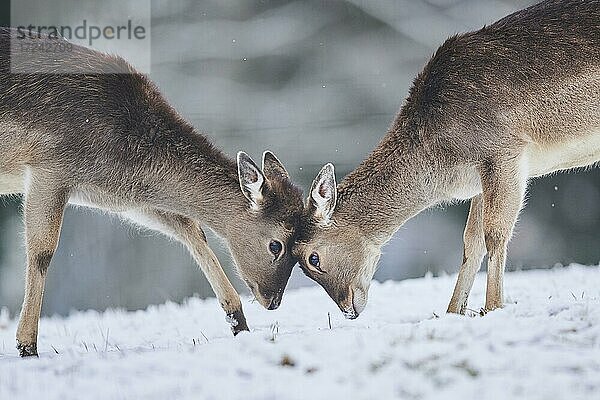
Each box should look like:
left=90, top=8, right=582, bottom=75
left=342, top=308, right=359, bottom=319
left=339, top=299, right=360, bottom=319
left=266, top=292, right=282, bottom=310
left=338, top=287, right=364, bottom=319
left=267, top=296, right=280, bottom=310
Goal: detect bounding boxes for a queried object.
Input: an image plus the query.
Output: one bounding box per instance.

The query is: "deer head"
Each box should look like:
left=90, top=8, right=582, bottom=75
left=229, top=151, right=304, bottom=310
left=293, top=164, right=382, bottom=319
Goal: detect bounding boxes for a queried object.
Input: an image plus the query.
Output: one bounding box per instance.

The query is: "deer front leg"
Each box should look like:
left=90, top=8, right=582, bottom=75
left=447, top=194, right=486, bottom=314
left=123, top=209, right=249, bottom=335
left=17, top=180, right=68, bottom=357
left=185, top=231, right=249, bottom=335
left=480, top=159, right=526, bottom=312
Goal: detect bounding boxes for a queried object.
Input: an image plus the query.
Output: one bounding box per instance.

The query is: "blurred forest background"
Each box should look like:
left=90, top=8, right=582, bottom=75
left=1, top=0, right=599, bottom=316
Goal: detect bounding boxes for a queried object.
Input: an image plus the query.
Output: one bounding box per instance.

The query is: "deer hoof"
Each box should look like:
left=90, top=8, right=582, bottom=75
left=17, top=341, right=38, bottom=358
left=226, top=310, right=249, bottom=336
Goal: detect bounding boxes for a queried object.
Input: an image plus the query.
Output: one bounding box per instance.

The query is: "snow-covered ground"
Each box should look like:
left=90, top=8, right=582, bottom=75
left=0, top=265, right=599, bottom=400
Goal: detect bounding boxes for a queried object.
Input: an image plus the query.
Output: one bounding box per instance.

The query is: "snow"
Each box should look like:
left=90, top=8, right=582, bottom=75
left=1, top=265, right=599, bottom=400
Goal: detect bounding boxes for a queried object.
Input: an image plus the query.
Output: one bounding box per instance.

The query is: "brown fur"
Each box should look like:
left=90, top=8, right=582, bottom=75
left=294, top=0, right=600, bottom=317
left=0, top=28, right=304, bottom=356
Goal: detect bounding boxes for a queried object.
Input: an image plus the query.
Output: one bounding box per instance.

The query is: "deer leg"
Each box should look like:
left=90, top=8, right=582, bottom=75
left=447, top=194, right=486, bottom=314
left=16, top=179, right=68, bottom=357
left=480, top=159, right=526, bottom=312
left=121, top=209, right=249, bottom=335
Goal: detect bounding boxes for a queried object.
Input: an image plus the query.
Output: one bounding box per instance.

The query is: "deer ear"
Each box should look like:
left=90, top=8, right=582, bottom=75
left=262, top=151, right=290, bottom=181
left=237, top=151, right=265, bottom=209
left=309, top=163, right=337, bottom=224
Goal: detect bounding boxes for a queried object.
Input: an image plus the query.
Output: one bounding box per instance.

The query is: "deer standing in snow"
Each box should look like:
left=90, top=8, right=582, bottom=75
left=0, top=28, right=304, bottom=357
left=293, top=0, right=600, bottom=318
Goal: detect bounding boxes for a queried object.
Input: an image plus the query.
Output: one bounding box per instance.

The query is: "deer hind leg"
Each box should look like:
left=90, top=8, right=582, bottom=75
left=447, top=194, right=486, bottom=314
left=480, top=158, right=527, bottom=312
left=16, top=177, right=68, bottom=357
left=121, top=208, right=249, bottom=335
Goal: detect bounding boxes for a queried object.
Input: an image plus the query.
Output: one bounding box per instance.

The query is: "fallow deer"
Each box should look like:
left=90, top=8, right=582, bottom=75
left=293, top=0, right=600, bottom=318
left=0, top=27, right=304, bottom=357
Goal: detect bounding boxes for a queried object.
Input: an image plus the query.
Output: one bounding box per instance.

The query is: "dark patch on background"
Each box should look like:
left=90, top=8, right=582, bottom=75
left=0, top=0, right=9, bottom=28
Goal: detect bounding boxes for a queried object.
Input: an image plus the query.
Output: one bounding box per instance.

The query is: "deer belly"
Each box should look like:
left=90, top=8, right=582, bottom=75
left=525, top=130, right=600, bottom=177
left=0, top=171, right=24, bottom=194
left=448, top=165, right=482, bottom=200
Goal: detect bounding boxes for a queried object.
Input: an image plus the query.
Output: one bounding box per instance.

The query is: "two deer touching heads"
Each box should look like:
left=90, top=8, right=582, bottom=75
left=239, top=153, right=378, bottom=320
left=236, top=151, right=373, bottom=319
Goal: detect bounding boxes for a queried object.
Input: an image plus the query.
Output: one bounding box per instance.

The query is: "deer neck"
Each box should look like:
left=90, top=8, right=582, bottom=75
left=333, top=125, right=442, bottom=245
left=185, top=161, right=251, bottom=239
left=151, top=130, right=251, bottom=238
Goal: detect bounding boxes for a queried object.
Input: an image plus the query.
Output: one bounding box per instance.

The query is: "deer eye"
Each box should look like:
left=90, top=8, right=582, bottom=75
left=307, top=252, right=325, bottom=274
left=308, top=252, right=320, bottom=268
left=269, top=240, right=283, bottom=256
